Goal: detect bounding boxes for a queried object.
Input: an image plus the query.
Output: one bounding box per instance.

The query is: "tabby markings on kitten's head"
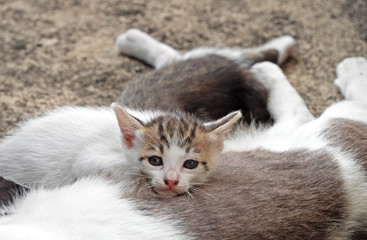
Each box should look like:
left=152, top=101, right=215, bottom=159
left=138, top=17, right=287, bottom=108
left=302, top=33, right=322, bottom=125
left=113, top=104, right=241, bottom=197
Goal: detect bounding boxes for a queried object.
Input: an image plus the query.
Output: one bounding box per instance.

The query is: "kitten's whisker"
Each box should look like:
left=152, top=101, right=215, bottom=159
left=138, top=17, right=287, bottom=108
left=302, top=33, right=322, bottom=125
left=190, top=182, right=213, bottom=186
left=137, top=182, right=153, bottom=197
left=185, top=190, right=195, bottom=200
left=124, top=172, right=146, bottom=177
left=190, top=186, right=216, bottom=200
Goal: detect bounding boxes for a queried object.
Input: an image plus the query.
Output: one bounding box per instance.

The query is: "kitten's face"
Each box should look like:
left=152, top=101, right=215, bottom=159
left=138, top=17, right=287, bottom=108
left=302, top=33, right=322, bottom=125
left=113, top=104, right=241, bottom=197
left=138, top=116, right=219, bottom=196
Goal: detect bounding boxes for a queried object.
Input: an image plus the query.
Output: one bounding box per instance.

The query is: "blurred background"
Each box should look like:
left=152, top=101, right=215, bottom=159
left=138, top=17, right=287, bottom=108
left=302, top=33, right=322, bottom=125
left=0, top=0, right=366, bottom=136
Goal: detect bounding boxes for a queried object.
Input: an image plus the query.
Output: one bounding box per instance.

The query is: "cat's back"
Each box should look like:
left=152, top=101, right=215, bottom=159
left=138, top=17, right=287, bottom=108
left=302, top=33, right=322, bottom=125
left=118, top=55, right=271, bottom=123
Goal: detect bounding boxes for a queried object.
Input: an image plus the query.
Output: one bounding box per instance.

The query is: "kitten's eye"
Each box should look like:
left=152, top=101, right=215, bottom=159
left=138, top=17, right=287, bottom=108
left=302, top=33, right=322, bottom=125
left=148, top=156, right=163, bottom=166
left=183, top=159, right=199, bottom=169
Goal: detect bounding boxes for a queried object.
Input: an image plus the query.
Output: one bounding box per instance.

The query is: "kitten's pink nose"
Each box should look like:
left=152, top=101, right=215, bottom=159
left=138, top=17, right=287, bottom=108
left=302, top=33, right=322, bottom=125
left=164, top=179, right=179, bottom=189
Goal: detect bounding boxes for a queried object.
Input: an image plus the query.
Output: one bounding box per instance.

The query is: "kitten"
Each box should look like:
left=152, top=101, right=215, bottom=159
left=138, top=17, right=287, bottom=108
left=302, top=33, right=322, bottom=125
left=1, top=58, right=366, bottom=239
left=116, top=29, right=296, bottom=123
left=0, top=103, right=241, bottom=197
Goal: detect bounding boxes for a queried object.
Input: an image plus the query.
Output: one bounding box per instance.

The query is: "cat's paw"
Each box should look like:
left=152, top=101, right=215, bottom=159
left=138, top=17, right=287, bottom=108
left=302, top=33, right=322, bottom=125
left=115, top=28, right=178, bottom=68
left=261, top=35, right=296, bottom=65
left=334, top=57, right=367, bottom=102
left=115, top=28, right=152, bottom=56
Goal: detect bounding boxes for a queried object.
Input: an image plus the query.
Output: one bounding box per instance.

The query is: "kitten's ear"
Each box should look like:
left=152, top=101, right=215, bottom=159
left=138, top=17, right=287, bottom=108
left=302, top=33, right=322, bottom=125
left=112, top=103, right=144, bottom=149
left=205, top=111, right=242, bottom=137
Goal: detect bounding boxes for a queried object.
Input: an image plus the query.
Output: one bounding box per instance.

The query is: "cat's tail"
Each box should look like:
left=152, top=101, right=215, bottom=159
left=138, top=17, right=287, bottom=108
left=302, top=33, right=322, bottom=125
left=238, top=35, right=296, bottom=66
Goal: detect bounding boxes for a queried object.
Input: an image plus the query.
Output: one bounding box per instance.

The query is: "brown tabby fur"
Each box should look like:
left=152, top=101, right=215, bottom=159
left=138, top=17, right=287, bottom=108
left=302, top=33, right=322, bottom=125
left=139, top=113, right=219, bottom=173
left=118, top=54, right=273, bottom=123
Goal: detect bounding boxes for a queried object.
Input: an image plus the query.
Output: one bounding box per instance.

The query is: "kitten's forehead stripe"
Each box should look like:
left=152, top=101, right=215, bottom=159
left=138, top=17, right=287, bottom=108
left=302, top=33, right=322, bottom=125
left=190, top=121, right=197, bottom=139
left=142, top=113, right=211, bottom=159
left=166, top=119, right=175, bottom=138
left=158, top=122, right=164, bottom=135
left=160, top=135, right=170, bottom=148
left=182, top=118, right=189, bottom=131
left=183, top=138, right=192, bottom=153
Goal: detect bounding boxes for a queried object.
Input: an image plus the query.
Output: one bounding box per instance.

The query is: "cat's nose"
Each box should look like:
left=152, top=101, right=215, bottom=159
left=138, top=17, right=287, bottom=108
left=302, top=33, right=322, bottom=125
left=164, top=179, right=179, bottom=189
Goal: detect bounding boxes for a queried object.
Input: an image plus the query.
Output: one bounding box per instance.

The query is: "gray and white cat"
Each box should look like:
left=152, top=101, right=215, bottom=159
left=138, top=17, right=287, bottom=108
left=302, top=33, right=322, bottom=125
left=116, top=29, right=295, bottom=123
left=1, top=56, right=366, bottom=239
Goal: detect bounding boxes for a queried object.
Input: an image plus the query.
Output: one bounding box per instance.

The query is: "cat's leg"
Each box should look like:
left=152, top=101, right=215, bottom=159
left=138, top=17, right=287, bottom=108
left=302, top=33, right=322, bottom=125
left=181, top=35, right=296, bottom=66
left=224, top=62, right=314, bottom=151
left=115, top=29, right=180, bottom=69
left=250, top=62, right=314, bottom=126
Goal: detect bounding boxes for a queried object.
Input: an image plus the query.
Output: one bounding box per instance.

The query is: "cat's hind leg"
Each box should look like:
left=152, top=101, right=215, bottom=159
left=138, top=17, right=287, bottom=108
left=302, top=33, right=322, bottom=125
left=250, top=62, right=314, bottom=125
left=116, top=29, right=296, bottom=68
left=182, top=35, right=296, bottom=66
left=115, top=29, right=180, bottom=69
left=224, top=62, right=314, bottom=152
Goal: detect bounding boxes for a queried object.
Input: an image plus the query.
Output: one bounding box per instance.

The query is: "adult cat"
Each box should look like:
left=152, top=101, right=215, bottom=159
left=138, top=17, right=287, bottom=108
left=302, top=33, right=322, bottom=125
left=1, top=58, right=366, bottom=239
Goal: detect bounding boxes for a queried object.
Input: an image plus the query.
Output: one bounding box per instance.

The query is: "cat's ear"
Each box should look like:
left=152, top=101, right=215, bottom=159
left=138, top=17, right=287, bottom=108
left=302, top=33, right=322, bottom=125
left=204, top=111, right=242, bottom=137
left=112, top=103, right=144, bottom=149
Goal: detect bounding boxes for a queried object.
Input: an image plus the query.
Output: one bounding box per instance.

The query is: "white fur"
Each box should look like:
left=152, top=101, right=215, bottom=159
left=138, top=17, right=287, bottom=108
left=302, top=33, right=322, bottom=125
left=115, top=28, right=179, bottom=68
left=0, top=178, right=188, bottom=240
left=334, top=57, right=367, bottom=104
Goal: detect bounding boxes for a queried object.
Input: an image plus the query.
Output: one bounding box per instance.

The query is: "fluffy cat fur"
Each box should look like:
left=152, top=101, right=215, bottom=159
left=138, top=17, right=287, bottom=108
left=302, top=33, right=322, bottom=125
left=1, top=57, right=367, bottom=239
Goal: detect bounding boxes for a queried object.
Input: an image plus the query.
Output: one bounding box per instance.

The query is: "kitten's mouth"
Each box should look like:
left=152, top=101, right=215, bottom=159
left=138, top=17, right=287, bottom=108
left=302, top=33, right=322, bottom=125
left=151, top=186, right=185, bottom=197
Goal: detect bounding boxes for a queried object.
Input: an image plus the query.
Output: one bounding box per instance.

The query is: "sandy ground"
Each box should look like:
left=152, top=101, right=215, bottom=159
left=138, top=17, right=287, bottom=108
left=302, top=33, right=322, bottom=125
left=0, top=0, right=366, bottom=137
